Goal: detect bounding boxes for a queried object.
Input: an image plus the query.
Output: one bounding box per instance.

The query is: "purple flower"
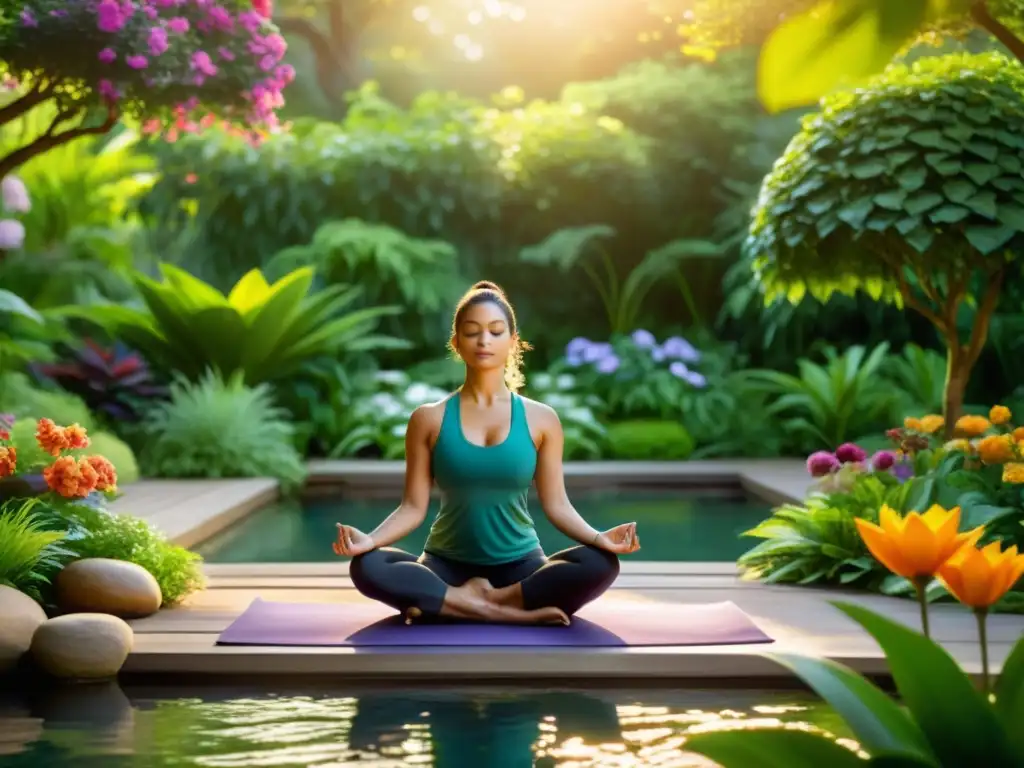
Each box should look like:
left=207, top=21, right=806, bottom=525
left=835, top=442, right=867, bottom=464
left=582, top=342, right=613, bottom=363
left=631, top=329, right=656, bottom=348
left=0, top=413, right=14, bottom=430
left=892, top=458, right=914, bottom=483
left=20, top=8, right=37, bottom=26
left=0, top=219, right=25, bottom=249
left=683, top=370, right=706, bottom=388
left=1, top=176, right=30, bottom=213
left=871, top=450, right=896, bottom=471
left=806, top=451, right=840, bottom=477
left=98, top=47, right=117, bottom=63
left=565, top=337, right=591, bottom=367
left=148, top=27, right=169, bottom=56
left=596, top=354, right=620, bottom=374
left=661, top=336, right=700, bottom=363
left=168, top=16, right=190, bottom=33
left=126, top=54, right=149, bottom=70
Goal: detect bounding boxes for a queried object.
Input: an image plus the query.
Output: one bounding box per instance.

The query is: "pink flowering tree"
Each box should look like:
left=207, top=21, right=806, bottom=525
left=0, top=0, right=293, bottom=179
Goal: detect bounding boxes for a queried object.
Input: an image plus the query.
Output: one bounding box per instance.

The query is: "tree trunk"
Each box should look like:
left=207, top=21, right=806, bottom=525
left=942, top=346, right=970, bottom=441
left=972, top=2, right=1024, bottom=62
left=0, top=107, right=117, bottom=179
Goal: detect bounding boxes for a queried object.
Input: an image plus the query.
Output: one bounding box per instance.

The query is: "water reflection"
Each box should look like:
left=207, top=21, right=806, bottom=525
left=0, top=683, right=852, bottom=767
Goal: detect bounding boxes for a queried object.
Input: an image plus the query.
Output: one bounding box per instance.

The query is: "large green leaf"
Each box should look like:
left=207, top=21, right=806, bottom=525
left=158, top=263, right=229, bottom=309
left=757, top=0, right=932, bottom=113
left=994, top=635, right=1024, bottom=755
left=185, top=306, right=248, bottom=379
left=238, top=269, right=316, bottom=374
left=0, top=289, right=42, bottom=323
left=832, top=602, right=1019, bottom=766
left=767, top=653, right=934, bottom=759
left=683, top=728, right=865, bottom=767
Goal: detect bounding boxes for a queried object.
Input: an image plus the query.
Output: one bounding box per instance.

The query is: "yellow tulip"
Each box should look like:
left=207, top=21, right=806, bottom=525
left=937, top=541, right=1024, bottom=610
left=989, top=405, right=1012, bottom=425
left=855, top=505, right=984, bottom=581
left=918, top=414, right=945, bottom=434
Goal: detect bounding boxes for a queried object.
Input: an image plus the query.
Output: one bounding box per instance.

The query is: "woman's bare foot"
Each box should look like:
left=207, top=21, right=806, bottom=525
left=437, top=579, right=569, bottom=625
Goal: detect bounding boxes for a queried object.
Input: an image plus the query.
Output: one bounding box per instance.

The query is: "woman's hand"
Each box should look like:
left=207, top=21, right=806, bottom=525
left=333, top=523, right=376, bottom=557
left=595, top=522, right=640, bottom=555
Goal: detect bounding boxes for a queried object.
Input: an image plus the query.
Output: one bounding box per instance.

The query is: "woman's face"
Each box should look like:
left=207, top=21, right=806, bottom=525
left=454, top=300, right=514, bottom=373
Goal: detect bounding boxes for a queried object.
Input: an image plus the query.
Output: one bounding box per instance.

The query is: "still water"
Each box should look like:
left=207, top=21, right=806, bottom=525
left=0, top=683, right=853, bottom=767
left=196, top=488, right=771, bottom=563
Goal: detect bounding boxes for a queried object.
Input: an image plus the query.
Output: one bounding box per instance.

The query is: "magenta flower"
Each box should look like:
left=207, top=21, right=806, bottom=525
left=834, top=442, right=867, bottom=464
left=208, top=6, right=232, bottom=29
left=20, top=8, right=38, bottom=26
left=806, top=451, right=840, bottom=478
left=218, top=46, right=236, bottom=61
left=191, top=50, right=218, bottom=76
left=95, top=0, right=126, bottom=32
left=148, top=27, right=168, bottom=55
left=252, top=0, right=272, bottom=18
left=871, top=450, right=897, bottom=471
left=168, top=16, right=189, bottom=33
left=98, top=79, right=119, bottom=103
left=98, top=47, right=117, bottom=63
left=126, top=54, right=149, bottom=69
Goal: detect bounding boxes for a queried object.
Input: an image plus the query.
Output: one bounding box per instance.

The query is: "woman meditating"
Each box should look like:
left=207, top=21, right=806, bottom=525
left=333, top=281, right=641, bottom=625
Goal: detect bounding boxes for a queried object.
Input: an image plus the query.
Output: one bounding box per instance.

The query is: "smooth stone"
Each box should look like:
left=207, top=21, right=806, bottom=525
left=0, top=585, right=47, bottom=674
left=30, top=614, right=134, bottom=680
left=56, top=558, right=162, bottom=619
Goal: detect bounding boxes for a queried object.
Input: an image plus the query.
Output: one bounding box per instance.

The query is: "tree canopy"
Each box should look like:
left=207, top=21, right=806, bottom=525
left=748, top=51, right=1024, bottom=432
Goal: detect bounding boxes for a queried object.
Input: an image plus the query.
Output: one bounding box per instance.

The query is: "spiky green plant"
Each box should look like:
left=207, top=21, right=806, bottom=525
left=0, top=498, right=76, bottom=602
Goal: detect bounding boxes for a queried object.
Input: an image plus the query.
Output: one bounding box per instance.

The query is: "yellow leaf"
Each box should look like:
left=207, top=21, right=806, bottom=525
left=227, top=269, right=271, bottom=313
left=757, top=0, right=930, bottom=113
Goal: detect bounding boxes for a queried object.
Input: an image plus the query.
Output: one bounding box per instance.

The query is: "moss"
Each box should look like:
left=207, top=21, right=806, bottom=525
left=605, top=420, right=695, bottom=460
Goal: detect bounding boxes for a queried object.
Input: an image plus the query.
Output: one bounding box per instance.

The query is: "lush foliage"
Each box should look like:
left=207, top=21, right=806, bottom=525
left=749, top=52, right=1024, bottom=435
left=139, top=370, right=307, bottom=491
left=0, top=496, right=76, bottom=601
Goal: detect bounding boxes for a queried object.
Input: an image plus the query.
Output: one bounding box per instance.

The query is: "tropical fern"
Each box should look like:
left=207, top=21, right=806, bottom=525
left=881, top=343, right=947, bottom=416
left=0, top=498, right=77, bottom=602
left=140, top=370, right=307, bottom=492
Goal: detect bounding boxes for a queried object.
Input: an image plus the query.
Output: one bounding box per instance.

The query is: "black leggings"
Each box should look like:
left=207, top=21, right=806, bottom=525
left=349, top=544, right=620, bottom=617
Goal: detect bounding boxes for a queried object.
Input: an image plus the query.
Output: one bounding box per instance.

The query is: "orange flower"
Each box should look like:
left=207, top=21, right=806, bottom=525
left=35, top=418, right=68, bottom=457
left=904, top=417, right=923, bottom=431
left=855, top=504, right=984, bottom=581
left=937, top=541, right=1024, bottom=609
left=42, top=456, right=99, bottom=498
left=1003, top=463, right=1024, bottom=484
left=1013, top=427, right=1024, bottom=442
left=63, top=424, right=90, bottom=450
left=0, top=429, right=9, bottom=442
left=85, top=455, right=117, bottom=492
left=955, top=415, right=991, bottom=437
left=989, top=405, right=1012, bottom=425
left=976, top=434, right=1016, bottom=465
left=918, top=415, right=945, bottom=434
left=0, top=446, right=15, bottom=477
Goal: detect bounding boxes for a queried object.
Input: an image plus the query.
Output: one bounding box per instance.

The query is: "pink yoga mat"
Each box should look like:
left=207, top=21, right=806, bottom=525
left=216, top=598, right=773, bottom=647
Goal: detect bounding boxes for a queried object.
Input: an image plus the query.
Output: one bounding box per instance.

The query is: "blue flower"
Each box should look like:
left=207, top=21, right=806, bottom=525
left=596, top=354, right=621, bottom=374
left=583, top=342, right=613, bottom=363
left=631, top=329, right=657, bottom=348
left=669, top=361, right=706, bottom=388
left=661, top=336, right=700, bottom=363
left=565, top=337, right=592, bottom=366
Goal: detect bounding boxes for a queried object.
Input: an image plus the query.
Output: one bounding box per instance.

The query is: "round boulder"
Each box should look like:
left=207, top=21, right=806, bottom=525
left=0, top=585, right=47, bottom=674
left=31, top=613, right=133, bottom=680
left=56, top=558, right=162, bottom=618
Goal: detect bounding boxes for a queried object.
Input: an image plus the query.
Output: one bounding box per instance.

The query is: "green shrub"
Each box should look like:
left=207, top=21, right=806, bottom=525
left=605, top=420, right=695, bottom=460
left=0, top=498, right=76, bottom=603
left=64, top=507, right=204, bottom=605
left=0, top=372, right=94, bottom=429
left=140, top=371, right=307, bottom=492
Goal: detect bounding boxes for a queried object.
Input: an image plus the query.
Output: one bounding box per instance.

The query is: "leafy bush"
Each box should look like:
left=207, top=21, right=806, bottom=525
left=521, top=372, right=606, bottom=460
left=0, top=371, right=94, bottom=428
left=67, top=264, right=407, bottom=385
left=140, top=370, right=307, bottom=491
left=0, top=498, right=76, bottom=602
left=605, top=420, right=695, bottom=460
left=64, top=506, right=204, bottom=605
left=748, top=52, right=1024, bottom=436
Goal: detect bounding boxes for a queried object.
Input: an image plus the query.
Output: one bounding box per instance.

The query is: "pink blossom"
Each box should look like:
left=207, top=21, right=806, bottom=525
left=259, top=54, right=276, bottom=71
left=835, top=442, right=867, bottom=464
left=96, top=0, right=126, bottom=32
left=20, top=8, right=38, bottom=26
left=167, top=16, right=189, bottom=33
left=208, top=6, right=232, bottom=29
left=148, top=27, right=168, bottom=55
left=1, top=176, right=31, bottom=214
left=141, top=119, right=162, bottom=134
left=126, top=54, right=149, bottom=69
left=0, top=220, right=26, bottom=250
left=275, top=64, right=295, bottom=83
left=191, top=51, right=218, bottom=77
left=806, top=451, right=839, bottom=478
left=871, top=450, right=897, bottom=471
left=217, top=46, right=235, bottom=61
left=252, top=0, right=272, bottom=17
left=143, top=5, right=157, bottom=17
left=49, top=9, right=67, bottom=16
left=238, top=10, right=262, bottom=31
left=98, top=47, right=117, bottom=63
left=98, top=79, right=120, bottom=102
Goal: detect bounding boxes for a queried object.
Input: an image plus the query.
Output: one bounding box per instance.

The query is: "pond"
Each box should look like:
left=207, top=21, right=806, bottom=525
left=0, top=683, right=854, bottom=767
left=195, top=487, right=771, bottom=563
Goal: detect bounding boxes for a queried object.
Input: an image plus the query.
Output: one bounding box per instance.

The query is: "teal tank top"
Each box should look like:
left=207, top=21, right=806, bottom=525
left=423, top=393, right=540, bottom=565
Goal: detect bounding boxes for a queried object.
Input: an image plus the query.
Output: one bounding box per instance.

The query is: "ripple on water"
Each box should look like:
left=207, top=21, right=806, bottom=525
left=0, top=687, right=856, bottom=767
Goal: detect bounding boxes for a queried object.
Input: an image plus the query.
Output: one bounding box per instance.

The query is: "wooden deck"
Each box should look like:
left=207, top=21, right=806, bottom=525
left=121, top=561, right=1024, bottom=683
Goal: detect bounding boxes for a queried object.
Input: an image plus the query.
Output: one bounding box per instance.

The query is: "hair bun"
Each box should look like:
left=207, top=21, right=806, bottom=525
left=471, top=280, right=503, bottom=294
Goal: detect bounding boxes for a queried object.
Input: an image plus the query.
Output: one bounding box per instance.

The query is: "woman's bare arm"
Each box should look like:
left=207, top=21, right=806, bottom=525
left=533, top=405, right=603, bottom=545
left=366, top=405, right=436, bottom=548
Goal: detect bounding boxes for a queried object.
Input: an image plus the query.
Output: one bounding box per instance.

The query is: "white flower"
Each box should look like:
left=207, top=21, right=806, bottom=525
left=0, top=219, right=25, bottom=249
left=1, top=176, right=30, bottom=214
left=567, top=407, right=597, bottom=424
left=390, top=423, right=407, bottom=438
left=531, top=372, right=552, bottom=390
left=374, top=370, right=409, bottom=387
left=369, top=393, right=404, bottom=418
left=405, top=382, right=446, bottom=405
left=543, top=393, right=576, bottom=410
left=556, top=374, right=575, bottom=390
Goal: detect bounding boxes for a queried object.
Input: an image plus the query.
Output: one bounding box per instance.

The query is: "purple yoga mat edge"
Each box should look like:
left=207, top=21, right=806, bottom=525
left=215, top=597, right=775, bottom=649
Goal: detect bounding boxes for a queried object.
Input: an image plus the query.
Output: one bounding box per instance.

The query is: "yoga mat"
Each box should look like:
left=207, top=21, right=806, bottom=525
left=216, top=598, right=773, bottom=647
